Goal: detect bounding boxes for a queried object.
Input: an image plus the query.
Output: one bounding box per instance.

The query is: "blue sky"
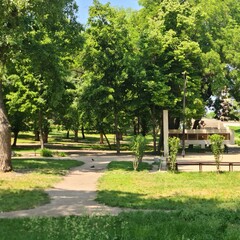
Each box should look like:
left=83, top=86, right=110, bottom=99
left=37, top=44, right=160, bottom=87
left=75, top=0, right=140, bottom=24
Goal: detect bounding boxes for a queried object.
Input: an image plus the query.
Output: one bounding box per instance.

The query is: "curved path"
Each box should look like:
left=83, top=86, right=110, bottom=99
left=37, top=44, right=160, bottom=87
left=0, top=153, right=135, bottom=218
left=0, top=150, right=240, bottom=218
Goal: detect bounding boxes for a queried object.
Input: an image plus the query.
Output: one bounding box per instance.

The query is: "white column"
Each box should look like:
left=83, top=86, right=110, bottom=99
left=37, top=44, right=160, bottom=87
left=162, top=110, right=169, bottom=170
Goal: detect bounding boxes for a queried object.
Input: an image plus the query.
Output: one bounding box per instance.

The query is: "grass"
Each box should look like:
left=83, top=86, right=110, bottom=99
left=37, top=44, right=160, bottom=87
left=12, top=131, right=155, bottom=153
left=1, top=210, right=240, bottom=239
left=0, top=159, right=82, bottom=212
left=97, top=161, right=240, bottom=211
left=1, top=161, right=240, bottom=239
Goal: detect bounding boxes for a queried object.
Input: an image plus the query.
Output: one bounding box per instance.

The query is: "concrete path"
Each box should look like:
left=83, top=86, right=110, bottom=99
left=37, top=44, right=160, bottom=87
left=0, top=153, right=135, bottom=218
left=0, top=150, right=240, bottom=218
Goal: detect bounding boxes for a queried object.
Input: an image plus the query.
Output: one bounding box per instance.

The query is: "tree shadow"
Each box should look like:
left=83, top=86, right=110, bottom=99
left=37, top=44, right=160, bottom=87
left=0, top=189, right=49, bottom=212
left=97, top=189, right=240, bottom=212
left=12, top=159, right=82, bottom=175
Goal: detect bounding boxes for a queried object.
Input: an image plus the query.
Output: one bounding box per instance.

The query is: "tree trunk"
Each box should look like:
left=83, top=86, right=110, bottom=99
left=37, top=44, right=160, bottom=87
left=103, top=130, right=112, bottom=150
left=74, top=129, right=78, bottom=142
left=158, top=117, right=164, bottom=154
left=137, top=116, right=140, bottom=135
left=39, top=111, right=44, bottom=149
left=66, top=130, right=70, bottom=139
left=133, top=121, right=137, bottom=135
left=99, top=132, right=104, bottom=144
left=12, top=130, right=19, bottom=147
left=114, top=109, right=120, bottom=154
left=34, top=130, right=40, bottom=141
left=0, top=79, right=12, bottom=172
left=81, top=126, right=85, bottom=139
left=43, top=132, right=48, bottom=143
left=151, top=105, right=157, bottom=154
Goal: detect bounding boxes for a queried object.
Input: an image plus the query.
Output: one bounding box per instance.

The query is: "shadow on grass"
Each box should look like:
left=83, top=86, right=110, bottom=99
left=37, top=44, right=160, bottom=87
left=97, top=189, right=240, bottom=212
left=1, top=188, right=240, bottom=239
left=12, top=159, right=83, bottom=175
left=0, top=189, right=49, bottom=212
left=107, top=161, right=152, bottom=171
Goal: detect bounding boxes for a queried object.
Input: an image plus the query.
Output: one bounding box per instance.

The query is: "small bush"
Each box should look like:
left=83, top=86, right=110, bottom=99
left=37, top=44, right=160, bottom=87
left=168, top=137, right=180, bottom=172
left=131, top=135, right=147, bottom=171
left=235, top=139, right=240, bottom=146
left=55, top=151, right=67, bottom=157
left=40, top=148, right=53, bottom=157
left=209, top=134, right=224, bottom=173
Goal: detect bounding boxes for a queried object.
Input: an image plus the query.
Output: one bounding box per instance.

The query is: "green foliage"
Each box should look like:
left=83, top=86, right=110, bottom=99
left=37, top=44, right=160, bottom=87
left=40, top=148, right=53, bottom=157
left=2, top=0, right=240, bottom=157
left=55, top=151, right=67, bottom=157
left=0, top=0, right=83, bottom=169
left=168, top=137, right=180, bottom=172
left=236, top=139, right=240, bottom=146
left=131, top=135, right=147, bottom=170
left=209, top=134, right=225, bottom=172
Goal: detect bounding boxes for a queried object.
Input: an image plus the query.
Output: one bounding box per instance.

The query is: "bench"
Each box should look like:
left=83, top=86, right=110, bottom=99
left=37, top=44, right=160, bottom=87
left=172, top=162, right=240, bottom=172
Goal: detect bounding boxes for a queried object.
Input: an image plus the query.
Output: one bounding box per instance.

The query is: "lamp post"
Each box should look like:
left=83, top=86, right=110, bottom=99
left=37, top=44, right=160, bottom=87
left=182, top=71, right=187, bottom=157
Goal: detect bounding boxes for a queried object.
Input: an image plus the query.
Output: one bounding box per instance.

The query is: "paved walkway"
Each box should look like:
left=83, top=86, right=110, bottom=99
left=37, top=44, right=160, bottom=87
left=0, top=150, right=240, bottom=218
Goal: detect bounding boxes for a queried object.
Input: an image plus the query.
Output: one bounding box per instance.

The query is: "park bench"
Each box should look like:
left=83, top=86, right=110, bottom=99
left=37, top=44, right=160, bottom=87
left=173, top=161, right=240, bottom=172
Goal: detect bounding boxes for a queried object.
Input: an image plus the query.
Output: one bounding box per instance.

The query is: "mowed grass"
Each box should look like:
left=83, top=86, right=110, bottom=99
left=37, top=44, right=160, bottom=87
left=0, top=159, right=82, bottom=212
left=97, top=161, right=240, bottom=211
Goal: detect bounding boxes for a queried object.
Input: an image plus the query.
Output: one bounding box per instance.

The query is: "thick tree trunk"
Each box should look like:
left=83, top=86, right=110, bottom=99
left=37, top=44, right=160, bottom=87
left=0, top=79, right=12, bottom=172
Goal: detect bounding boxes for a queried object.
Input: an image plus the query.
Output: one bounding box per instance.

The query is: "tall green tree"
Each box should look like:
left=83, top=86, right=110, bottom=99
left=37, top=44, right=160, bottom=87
left=0, top=0, right=81, bottom=171
left=136, top=0, right=205, bottom=151
left=80, top=0, right=133, bottom=153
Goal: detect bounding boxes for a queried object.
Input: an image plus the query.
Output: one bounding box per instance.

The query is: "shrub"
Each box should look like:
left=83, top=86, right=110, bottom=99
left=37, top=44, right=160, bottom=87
left=168, top=137, right=180, bottom=172
left=55, top=151, right=67, bottom=157
left=131, top=135, right=147, bottom=171
left=208, top=134, right=224, bottom=173
left=235, top=139, right=240, bottom=146
left=40, top=148, right=53, bottom=157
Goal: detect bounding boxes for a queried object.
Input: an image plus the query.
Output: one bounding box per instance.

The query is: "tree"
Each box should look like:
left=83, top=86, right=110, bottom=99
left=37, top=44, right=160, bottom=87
left=80, top=0, right=133, bottom=153
left=136, top=0, right=205, bottom=152
left=0, top=0, right=82, bottom=171
left=194, top=0, right=240, bottom=105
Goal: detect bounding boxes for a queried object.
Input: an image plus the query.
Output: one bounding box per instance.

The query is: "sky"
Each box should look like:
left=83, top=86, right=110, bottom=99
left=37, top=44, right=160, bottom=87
left=75, top=0, right=140, bottom=24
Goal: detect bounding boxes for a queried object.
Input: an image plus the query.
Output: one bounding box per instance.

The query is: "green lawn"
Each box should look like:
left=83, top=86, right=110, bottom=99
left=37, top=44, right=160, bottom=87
left=0, top=159, right=82, bottom=212
left=97, top=161, right=240, bottom=212
left=1, top=160, right=240, bottom=239
left=12, top=131, right=155, bottom=153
